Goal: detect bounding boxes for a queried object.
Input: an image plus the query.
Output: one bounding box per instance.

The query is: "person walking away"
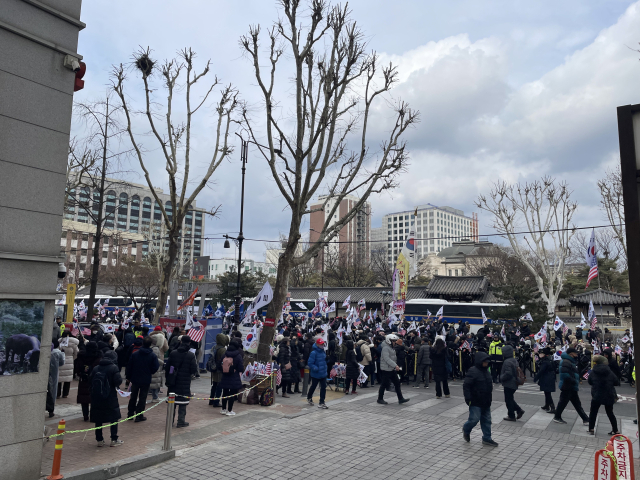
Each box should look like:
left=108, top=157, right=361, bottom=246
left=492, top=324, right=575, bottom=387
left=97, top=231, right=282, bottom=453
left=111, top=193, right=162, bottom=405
left=430, top=338, right=450, bottom=399
left=148, top=332, right=165, bottom=402
left=500, top=345, right=525, bottom=421
left=219, top=339, right=244, bottom=415
left=377, top=334, right=410, bottom=405
left=125, top=336, right=159, bottom=422
left=276, top=336, right=293, bottom=398
left=46, top=339, right=65, bottom=417
left=462, top=352, right=498, bottom=446
left=90, top=350, right=123, bottom=446
left=603, top=348, right=621, bottom=382
left=588, top=355, right=620, bottom=435
left=489, top=337, right=503, bottom=383
left=165, top=335, right=198, bottom=427
left=306, top=338, right=329, bottom=409
left=76, top=341, right=102, bottom=421
left=57, top=331, right=79, bottom=398
left=533, top=347, right=556, bottom=414
left=344, top=340, right=359, bottom=395
left=414, top=338, right=431, bottom=388
left=356, top=334, right=372, bottom=388
left=209, top=334, right=228, bottom=408
left=553, top=348, right=589, bottom=425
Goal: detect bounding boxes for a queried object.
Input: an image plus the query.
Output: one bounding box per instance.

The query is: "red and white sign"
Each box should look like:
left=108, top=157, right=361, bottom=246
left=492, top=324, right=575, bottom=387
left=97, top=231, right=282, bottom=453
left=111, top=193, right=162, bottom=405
left=594, top=449, right=614, bottom=480
left=611, top=435, right=634, bottom=480
left=263, top=317, right=276, bottom=327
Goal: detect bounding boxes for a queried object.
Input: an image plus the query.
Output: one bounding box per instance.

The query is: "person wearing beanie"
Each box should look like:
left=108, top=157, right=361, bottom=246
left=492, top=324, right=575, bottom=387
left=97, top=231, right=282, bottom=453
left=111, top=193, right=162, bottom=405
left=534, top=347, right=556, bottom=413
left=553, top=347, right=589, bottom=425
left=90, top=342, right=124, bottom=446
left=306, top=338, right=329, bottom=409
left=500, top=345, right=525, bottom=421
left=587, top=355, right=620, bottom=435
left=164, top=334, right=198, bottom=427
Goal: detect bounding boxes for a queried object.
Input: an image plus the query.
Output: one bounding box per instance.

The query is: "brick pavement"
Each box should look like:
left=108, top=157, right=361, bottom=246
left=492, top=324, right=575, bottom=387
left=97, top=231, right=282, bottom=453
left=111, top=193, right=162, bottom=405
left=117, top=386, right=640, bottom=480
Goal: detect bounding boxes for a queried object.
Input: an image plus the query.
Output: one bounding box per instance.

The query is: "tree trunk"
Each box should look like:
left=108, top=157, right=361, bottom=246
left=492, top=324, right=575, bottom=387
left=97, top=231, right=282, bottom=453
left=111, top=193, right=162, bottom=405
left=156, top=230, right=180, bottom=323
left=258, top=244, right=295, bottom=362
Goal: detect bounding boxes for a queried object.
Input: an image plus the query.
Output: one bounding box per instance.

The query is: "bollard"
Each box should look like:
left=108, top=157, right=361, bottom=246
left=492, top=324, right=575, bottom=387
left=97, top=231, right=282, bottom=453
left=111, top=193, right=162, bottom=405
left=301, top=368, right=310, bottom=396
left=46, top=419, right=66, bottom=480
left=163, top=393, right=175, bottom=451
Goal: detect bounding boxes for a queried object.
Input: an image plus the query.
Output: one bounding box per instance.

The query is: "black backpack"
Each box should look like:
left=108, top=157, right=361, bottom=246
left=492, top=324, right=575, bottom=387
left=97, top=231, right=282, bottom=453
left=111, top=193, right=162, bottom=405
left=91, top=368, right=111, bottom=400
left=206, top=347, right=219, bottom=373
left=355, top=344, right=364, bottom=362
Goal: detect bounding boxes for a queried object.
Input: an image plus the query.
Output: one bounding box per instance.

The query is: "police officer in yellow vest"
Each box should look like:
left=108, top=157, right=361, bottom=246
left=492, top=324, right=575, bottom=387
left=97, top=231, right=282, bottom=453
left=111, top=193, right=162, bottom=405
left=489, top=336, right=503, bottom=384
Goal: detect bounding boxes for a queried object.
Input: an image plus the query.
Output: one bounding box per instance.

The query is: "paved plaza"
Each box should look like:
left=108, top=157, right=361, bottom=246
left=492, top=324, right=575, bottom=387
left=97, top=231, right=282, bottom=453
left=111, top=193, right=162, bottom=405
left=113, top=381, right=640, bottom=480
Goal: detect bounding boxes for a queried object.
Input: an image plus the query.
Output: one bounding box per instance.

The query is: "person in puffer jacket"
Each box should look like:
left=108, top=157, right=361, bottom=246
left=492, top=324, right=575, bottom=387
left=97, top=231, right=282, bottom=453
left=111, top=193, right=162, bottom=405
left=553, top=348, right=589, bottom=425
left=306, top=338, right=329, bottom=409
left=377, top=334, right=410, bottom=406
left=148, top=332, right=165, bottom=402
left=587, top=355, right=620, bottom=435
left=500, top=345, right=524, bottom=421
left=57, top=331, right=79, bottom=398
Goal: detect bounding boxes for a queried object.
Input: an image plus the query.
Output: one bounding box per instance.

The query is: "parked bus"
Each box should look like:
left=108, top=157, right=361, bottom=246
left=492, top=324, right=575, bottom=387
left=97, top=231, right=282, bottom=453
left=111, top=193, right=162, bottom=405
left=404, top=299, right=508, bottom=333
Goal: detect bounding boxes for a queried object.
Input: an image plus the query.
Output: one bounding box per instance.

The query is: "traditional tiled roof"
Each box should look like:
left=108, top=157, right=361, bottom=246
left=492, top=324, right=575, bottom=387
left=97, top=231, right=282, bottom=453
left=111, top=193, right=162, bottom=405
left=569, top=288, right=631, bottom=307
left=288, top=286, right=426, bottom=304
left=424, top=275, right=489, bottom=299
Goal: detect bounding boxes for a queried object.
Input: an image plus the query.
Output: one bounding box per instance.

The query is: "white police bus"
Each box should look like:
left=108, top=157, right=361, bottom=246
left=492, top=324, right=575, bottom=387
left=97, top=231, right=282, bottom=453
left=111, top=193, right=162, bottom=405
left=404, top=299, right=508, bottom=333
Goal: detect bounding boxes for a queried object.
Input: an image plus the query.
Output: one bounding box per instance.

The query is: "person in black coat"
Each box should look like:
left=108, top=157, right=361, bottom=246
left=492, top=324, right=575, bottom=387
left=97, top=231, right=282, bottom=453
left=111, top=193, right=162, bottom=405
left=90, top=350, right=123, bottom=446
left=218, top=340, right=244, bottom=415
left=125, top=336, right=159, bottom=422
left=462, top=352, right=497, bottom=446
left=277, top=338, right=292, bottom=398
left=588, top=355, right=620, bottom=435
left=602, top=348, right=621, bottom=381
left=430, top=339, right=450, bottom=398
left=395, top=339, right=409, bottom=384
left=302, top=334, right=314, bottom=365
left=345, top=340, right=359, bottom=395
left=165, top=336, right=197, bottom=427
left=75, top=341, right=102, bottom=421
left=533, top=347, right=556, bottom=413
left=289, top=334, right=302, bottom=393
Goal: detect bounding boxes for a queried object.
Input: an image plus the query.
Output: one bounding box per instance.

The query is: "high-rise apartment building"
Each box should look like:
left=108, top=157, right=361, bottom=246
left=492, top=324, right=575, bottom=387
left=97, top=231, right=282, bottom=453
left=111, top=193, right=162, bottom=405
left=61, top=177, right=206, bottom=284
left=309, top=194, right=371, bottom=268
left=380, top=204, right=478, bottom=266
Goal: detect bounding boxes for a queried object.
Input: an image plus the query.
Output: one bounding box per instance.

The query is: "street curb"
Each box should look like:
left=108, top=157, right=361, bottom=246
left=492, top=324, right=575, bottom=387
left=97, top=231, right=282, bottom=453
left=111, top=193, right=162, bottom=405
left=54, top=449, right=175, bottom=480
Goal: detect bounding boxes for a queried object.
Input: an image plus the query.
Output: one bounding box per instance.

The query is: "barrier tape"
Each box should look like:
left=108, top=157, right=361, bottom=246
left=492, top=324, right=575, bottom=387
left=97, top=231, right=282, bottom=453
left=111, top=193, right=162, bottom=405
left=186, top=371, right=276, bottom=401
left=45, top=398, right=167, bottom=439
left=44, top=372, right=276, bottom=438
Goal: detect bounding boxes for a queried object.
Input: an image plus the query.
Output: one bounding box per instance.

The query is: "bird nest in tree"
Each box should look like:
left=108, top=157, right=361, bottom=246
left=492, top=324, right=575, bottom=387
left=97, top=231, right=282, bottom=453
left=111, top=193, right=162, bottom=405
left=135, top=52, right=155, bottom=76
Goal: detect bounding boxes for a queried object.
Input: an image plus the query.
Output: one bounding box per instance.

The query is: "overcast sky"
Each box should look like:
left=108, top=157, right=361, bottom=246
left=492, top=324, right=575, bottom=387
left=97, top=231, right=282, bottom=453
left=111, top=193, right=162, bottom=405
left=75, top=0, right=640, bottom=262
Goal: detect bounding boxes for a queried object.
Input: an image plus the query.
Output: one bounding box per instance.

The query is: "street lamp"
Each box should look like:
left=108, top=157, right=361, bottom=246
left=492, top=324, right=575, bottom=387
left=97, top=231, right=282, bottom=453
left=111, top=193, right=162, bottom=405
left=224, top=135, right=249, bottom=325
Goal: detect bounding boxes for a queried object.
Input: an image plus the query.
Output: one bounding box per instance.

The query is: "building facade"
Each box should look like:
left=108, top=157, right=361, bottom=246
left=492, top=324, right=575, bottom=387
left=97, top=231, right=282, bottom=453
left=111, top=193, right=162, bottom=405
left=309, top=194, right=371, bottom=269
left=418, top=239, right=494, bottom=278
left=0, top=2, right=85, bottom=478
left=208, top=257, right=276, bottom=280
left=379, top=204, right=478, bottom=267
left=61, top=177, right=206, bottom=284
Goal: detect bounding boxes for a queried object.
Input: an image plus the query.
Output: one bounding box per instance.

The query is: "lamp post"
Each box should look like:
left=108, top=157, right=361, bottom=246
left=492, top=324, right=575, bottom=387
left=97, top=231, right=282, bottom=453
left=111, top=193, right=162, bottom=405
left=224, top=135, right=248, bottom=325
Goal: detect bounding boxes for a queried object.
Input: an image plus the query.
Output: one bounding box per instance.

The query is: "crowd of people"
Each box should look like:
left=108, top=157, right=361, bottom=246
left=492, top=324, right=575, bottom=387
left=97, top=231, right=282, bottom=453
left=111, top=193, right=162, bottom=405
left=47, top=308, right=635, bottom=448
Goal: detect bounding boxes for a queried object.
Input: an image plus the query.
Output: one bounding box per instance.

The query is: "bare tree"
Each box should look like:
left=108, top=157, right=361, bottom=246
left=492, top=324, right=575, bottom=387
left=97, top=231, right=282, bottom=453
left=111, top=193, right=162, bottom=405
left=476, top=177, right=577, bottom=318
left=140, top=222, right=192, bottom=281
left=112, top=48, right=239, bottom=317
left=323, top=248, right=377, bottom=287
left=103, top=258, right=160, bottom=309
left=371, top=247, right=393, bottom=286
left=570, top=228, right=624, bottom=269
left=465, top=245, right=536, bottom=288
left=240, top=1, right=418, bottom=360
left=597, top=166, right=627, bottom=266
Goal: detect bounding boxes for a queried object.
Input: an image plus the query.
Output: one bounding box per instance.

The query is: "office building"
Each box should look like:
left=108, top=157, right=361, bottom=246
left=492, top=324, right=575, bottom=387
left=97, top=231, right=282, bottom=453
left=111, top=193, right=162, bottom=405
left=208, top=257, right=276, bottom=279
left=309, top=194, right=371, bottom=269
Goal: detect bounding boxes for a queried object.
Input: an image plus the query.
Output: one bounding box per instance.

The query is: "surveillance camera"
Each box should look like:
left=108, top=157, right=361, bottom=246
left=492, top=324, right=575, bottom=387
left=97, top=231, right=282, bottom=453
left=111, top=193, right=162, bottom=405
left=58, top=263, right=67, bottom=279
left=63, top=55, right=81, bottom=72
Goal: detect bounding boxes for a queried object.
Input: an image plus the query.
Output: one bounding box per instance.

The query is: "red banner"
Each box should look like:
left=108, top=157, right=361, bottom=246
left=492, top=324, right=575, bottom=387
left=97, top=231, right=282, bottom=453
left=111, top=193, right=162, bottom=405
left=263, top=317, right=276, bottom=327
left=178, top=287, right=198, bottom=311
left=159, top=317, right=186, bottom=332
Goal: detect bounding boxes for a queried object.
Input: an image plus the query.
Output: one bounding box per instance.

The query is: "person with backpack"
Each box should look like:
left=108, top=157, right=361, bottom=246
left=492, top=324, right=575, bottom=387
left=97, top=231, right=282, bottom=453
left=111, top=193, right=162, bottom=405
left=500, top=345, right=525, bottom=421
left=125, top=336, right=159, bottom=422
left=534, top=347, right=556, bottom=414
left=414, top=338, right=432, bottom=388
left=208, top=334, right=228, bottom=408
left=462, top=352, right=498, bottom=447
left=219, top=339, right=244, bottom=416
left=344, top=340, right=360, bottom=395
left=90, top=350, right=124, bottom=447
left=165, top=335, right=198, bottom=427
left=46, top=339, right=66, bottom=418
left=306, top=338, right=329, bottom=409
left=355, top=334, right=372, bottom=388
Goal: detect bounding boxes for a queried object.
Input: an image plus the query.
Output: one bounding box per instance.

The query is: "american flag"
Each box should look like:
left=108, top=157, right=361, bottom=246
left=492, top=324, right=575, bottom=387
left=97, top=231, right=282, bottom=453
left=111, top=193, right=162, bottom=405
left=588, top=300, right=597, bottom=330
left=187, top=326, right=205, bottom=343
left=585, top=229, right=598, bottom=289
left=266, top=362, right=272, bottom=375
left=583, top=370, right=590, bottom=380
left=562, top=324, right=568, bottom=335
left=533, top=343, right=539, bottom=353
left=276, top=367, right=282, bottom=386
left=461, top=340, right=471, bottom=351
left=81, top=327, right=91, bottom=336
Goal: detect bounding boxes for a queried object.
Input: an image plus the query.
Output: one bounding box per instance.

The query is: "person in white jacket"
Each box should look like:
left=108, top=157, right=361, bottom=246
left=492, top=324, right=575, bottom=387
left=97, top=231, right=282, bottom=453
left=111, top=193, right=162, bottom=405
left=47, top=339, right=65, bottom=417
left=57, top=331, right=79, bottom=398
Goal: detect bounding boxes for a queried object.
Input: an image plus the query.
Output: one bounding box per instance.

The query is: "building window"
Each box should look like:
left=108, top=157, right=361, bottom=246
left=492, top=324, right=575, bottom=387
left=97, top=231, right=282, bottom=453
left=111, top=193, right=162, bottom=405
left=117, top=193, right=128, bottom=231
left=104, top=190, right=116, bottom=229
